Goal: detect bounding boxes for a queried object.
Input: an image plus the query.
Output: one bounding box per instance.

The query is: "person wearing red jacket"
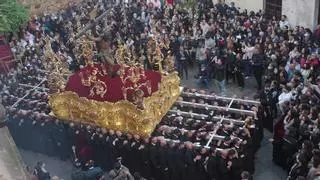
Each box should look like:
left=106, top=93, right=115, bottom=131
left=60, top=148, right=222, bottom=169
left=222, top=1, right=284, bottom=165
left=166, top=0, right=173, bottom=5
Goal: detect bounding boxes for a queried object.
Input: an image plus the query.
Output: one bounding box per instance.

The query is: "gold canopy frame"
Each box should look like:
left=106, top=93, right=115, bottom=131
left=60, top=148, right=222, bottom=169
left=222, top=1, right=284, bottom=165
left=49, top=73, right=181, bottom=137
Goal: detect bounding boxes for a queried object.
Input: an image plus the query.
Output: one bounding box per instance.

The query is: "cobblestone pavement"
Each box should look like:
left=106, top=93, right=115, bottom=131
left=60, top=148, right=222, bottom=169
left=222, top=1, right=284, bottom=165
left=19, top=67, right=287, bottom=180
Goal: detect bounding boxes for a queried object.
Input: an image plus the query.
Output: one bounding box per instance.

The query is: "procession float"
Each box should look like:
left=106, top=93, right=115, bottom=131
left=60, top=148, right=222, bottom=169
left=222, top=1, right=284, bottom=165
left=47, top=35, right=181, bottom=137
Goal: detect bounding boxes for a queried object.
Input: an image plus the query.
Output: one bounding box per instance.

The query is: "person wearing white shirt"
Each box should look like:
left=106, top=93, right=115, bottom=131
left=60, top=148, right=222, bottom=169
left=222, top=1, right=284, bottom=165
left=288, top=47, right=300, bottom=60
left=196, top=43, right=206, bottom=74
left=279, top=15, right=290, bottom=30
left=205, top=36, right=215, bottom=50
left=20, top=39, right=27, bottom=48
left=242, top=43, right=255, bottom=77
left=278, top=86, right=293, bottom=113
left=200, top=20, right=209, bottom=37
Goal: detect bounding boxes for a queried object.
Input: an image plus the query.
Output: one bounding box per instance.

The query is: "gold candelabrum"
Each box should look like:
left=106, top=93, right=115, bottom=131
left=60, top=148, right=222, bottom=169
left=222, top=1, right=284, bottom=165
left=43, top=37, right=70, bottom=93
left=79, top=37, right=96, bottom=67
left=116, top=44, right=152, bottom=109
left=77, top=37, right=108, bottom=98
left=120, top=63, right=152, bottom=109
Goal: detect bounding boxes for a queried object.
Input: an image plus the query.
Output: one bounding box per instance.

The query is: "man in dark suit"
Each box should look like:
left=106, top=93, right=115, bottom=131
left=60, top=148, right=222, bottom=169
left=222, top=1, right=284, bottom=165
left=252, top=49, right=264, bottom=90
left=176, top=46, right=189, bottom=79
left=234, top=53, right=245, bottom=89
left=197, top=66, right=209, bottom=88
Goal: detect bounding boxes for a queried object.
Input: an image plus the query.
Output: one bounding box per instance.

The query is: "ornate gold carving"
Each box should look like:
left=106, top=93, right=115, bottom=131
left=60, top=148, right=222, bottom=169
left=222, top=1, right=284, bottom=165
left=49, top=73, right=181, bottom=137
left=79, top=68, right=108, bottom=98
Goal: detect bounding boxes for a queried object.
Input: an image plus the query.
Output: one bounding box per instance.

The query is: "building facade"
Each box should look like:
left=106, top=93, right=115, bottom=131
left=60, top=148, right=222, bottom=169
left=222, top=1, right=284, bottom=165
left=213, top=0, right=320, bottom=30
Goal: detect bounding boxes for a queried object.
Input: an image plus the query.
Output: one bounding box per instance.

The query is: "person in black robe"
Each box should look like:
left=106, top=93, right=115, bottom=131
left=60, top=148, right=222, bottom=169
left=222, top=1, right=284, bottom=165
left=43, top=117, right=55, bottom=157
left=149, top=137, right=160, bottom=180
left=219, top=136, right=232, bottom=149
left=31, top=114, right=44, bottom=153
left=51, top=119, right=68, bottom=160
left=114, top=131, right=125, bottom=160
left=218, top=150, right=229, bottom=180
left=184, top=143, right=197, bottom=180
left=129, top=134, right=142, bottom=174
left=140, top=137, right=151, bottom=179
left=216, top=125, right=231, bottom=137
left=105, top=130, right=117, bottom=171
left=228, top=149, right=242, bottom=180
left=167, top=142, right=179, bottom=180
left=195, top=148, right=208, bottom=180
left=66, top=122, right=79, bottom=166
left=206, top=147, right=219, bottom=180
left=97, top=130, right=109, bottom=170
left=241, top=132, right=254, bottom=173
left=121, top=134, right=134, bottom=170
left=178, top=143, right=187, bottom=180
left=158, top=140, right=169, bottom=180
left=90, top=128, right=105, bottom=169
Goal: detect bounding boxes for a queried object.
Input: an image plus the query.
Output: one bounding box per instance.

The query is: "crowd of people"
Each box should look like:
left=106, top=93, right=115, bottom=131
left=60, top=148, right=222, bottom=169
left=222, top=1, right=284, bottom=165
left=1, top=0, right=320, bottom=179
left=2, top=73, right=260, bottom=180
left=7, top=0, right=319, bottom=94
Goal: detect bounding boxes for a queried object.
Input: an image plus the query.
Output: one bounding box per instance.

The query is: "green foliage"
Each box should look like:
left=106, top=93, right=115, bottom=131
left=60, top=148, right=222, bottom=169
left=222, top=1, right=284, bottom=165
left=0, top=0, right=29, bottom=33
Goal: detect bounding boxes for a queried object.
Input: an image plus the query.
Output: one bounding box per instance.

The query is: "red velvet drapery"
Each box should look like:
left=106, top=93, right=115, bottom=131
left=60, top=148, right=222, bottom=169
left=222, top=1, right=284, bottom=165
left=65, top=64, right=161, bottom=102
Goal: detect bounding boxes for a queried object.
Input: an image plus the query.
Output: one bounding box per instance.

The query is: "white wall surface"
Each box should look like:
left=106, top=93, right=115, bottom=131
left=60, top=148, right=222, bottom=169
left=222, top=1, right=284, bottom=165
left=212, top=0, right=264, bottom=12
left=282, top=0, right=319, bottom=29
left=212, top=0, right=319, bottom=30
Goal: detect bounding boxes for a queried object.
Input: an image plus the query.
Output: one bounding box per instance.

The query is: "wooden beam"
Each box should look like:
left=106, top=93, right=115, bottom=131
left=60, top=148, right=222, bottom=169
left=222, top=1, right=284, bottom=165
left=167, top=110, right=245, bottom=125
left=11, top=79, right=47, bottom=108
left=175, top=100, right=257, bottom=115
left=181, top=92, right=260, bottom=105
left=75, top=9, right=111, bottom=39
left=18, top=84, right=49, bottom=91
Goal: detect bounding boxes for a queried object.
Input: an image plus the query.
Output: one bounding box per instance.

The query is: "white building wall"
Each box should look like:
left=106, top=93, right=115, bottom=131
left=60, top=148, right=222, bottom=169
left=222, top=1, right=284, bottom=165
left=212, top=0, right=319, bottom=30
left=282, top=0, right=319, bottom=29
left=212, top=0, right=264, bottom=12
left=225, top=0, right=264, bottom=12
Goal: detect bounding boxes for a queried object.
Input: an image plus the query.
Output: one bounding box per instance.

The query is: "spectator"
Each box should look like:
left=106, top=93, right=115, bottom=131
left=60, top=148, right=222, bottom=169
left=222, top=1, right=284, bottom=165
left=33, top=161, right=50, bottom=180
left=197, top=65, right=209, bottom=88
left=108, top=162, right=134, bottom=180
left=241, top=171, right=253, bottom=180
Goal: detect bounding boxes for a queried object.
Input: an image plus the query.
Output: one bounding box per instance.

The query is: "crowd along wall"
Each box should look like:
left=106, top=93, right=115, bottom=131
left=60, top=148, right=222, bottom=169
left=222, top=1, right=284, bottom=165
left=282, top=0, right=319, bottom=30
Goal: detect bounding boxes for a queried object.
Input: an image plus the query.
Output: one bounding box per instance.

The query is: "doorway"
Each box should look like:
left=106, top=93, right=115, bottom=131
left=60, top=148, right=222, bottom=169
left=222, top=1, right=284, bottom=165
left=265, top=0, right=282, bottom=20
